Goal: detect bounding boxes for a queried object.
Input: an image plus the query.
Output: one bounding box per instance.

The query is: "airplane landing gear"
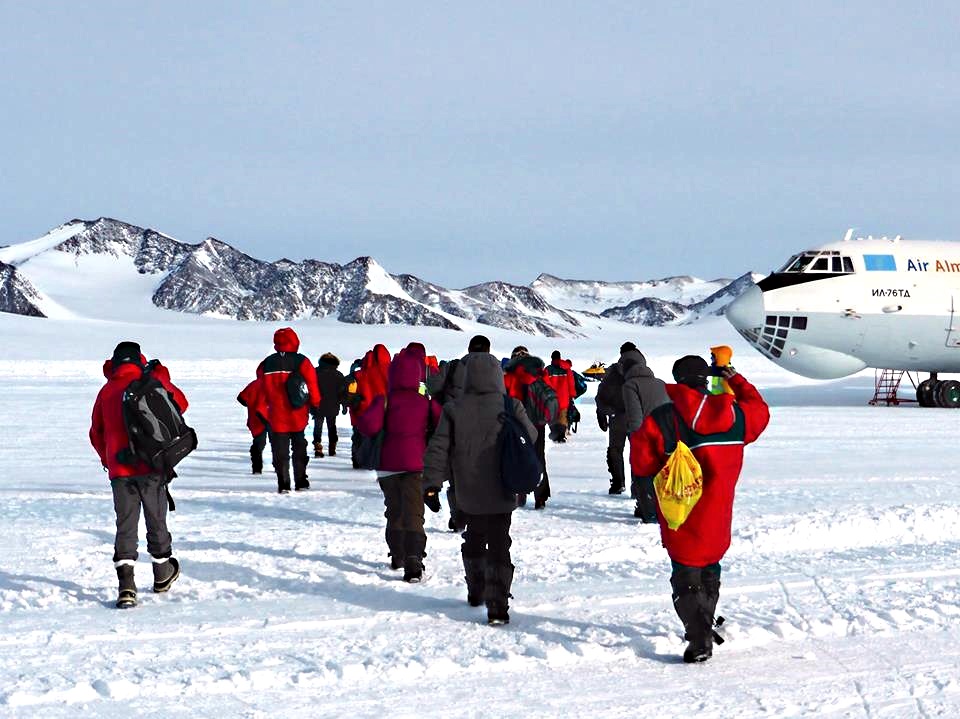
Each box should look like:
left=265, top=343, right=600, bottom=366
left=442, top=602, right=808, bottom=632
left=917, top=378, right=937, bottom=407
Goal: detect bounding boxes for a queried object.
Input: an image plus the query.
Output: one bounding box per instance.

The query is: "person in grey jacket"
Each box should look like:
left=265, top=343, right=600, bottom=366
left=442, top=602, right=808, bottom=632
left=425, top=334, right=491, bottom=532
left=619, top=344, right=676, bottom=521
left=423, top=352, right=538, bottom=625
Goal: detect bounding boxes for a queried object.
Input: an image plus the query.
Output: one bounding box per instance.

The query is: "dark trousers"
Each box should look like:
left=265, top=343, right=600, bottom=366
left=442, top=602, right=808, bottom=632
left=312, top=412, right=339, bottom=449
left=111, top=475, right=172, bottom=563
left=462, top=512, right=513, bottom=565
left=270, top=430, right=309, bottom=491
left=606, top=414, right=627, bottom=490
left=378, top=472, right=426, bottom=560
left=251, top=430, right=267, bottom=471
left=350, top=428, right=362, bottom=468
left=534, top=427, right=550, bottom=505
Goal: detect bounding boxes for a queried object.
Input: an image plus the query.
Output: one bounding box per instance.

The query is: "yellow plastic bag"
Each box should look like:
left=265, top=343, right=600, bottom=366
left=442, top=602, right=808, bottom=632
left=653, top=441, right=703, bottom=530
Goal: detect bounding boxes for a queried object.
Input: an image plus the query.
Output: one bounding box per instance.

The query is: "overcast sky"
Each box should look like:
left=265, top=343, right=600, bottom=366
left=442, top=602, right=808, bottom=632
left=2, top=2, right=960, bottom=286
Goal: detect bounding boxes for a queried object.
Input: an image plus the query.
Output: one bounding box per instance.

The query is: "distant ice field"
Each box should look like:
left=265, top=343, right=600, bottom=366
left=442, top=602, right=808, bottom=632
left=1, top=315, right=959, bottom=717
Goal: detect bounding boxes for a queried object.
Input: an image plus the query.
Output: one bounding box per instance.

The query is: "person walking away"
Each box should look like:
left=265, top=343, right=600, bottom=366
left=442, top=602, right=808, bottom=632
left=237, top=378, right=268, bottom=474
left=357, top=347, right=442, bottom=582
left=630, top=356, right=769, bottom=663
left=542, top=350, right=575, bottom=440
left=425, top=334, right=492, bottom=532
left=312, top=353, right=346, bottom=458
left=595, top=355, right=628, bottom=494
left=620, top=343, right=675, bottom=521
left=344, top=358, right=364, bottom=468
left=352, top=344, right=391, bottom=469
left=504, top=347, right=560, bottom=509
left=256, top=328, right=321, bottom=493
left=424, top=352, right=538, bottom=625
left=89, top=342, right=187, bottom=608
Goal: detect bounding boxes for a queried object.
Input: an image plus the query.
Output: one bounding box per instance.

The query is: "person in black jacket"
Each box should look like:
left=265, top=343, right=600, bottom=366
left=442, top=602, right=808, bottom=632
left=595, top=348, right=629, bottom=495
left=312, top=353, right=347, bottom=457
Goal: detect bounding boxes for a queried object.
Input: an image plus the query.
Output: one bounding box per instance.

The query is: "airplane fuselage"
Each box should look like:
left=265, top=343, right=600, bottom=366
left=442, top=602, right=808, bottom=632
left=725, top=237, right=960, bottom=379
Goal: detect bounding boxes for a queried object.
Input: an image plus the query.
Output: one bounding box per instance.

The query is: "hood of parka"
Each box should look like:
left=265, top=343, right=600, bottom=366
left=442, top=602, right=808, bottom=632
left=620, top=349, right=656, bottom=380
left=387, top=349, right=424, bottom=392
left=273, top=327, right=300, bottom=352
left=463, top=353, right=507, bottom=395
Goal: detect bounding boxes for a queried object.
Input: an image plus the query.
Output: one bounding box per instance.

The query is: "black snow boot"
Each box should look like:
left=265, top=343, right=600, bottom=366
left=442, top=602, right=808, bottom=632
left=152, top=557, right=180, bottom=593
left=609, top=480, right=625, bottom=495
left=516, top=493, right=528, bottom=508
left=533, top=477, right=550, bottom=510
left=403, top=531, right=427, bottom=582
left=293, top=454, right=310, bottom=491
left=275, top=461, right=291, bottom=493
left=635, top=477, right=658, bottom=523
left=251, top=449, right=263, bottom=475
left=461, top=550, right=486, bottom=607
left=328, top=440, right=337, bottom=457
left=313, top=440, right=324, bottom=458
left=403, top=555, right=424, bottom=583
left=115, top=564, right=137, bottom=609
left=386, top=528, right=404, bottom=569
left=485, top=563, right=514, bottom=625
left=671, top=566, right=712, bottom=663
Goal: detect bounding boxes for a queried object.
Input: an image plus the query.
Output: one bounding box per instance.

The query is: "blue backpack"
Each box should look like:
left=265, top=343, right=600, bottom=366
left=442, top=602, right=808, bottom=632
left=497, top=394, right=543, bottom=493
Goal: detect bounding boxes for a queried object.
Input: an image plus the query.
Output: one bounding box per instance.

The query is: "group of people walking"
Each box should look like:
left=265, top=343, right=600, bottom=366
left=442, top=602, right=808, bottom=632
left=90, top=329, right=768, bottom=660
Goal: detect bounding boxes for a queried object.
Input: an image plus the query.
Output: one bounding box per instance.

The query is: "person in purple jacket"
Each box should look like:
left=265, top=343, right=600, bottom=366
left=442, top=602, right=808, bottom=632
left=357, top=345, right=442, bottom=582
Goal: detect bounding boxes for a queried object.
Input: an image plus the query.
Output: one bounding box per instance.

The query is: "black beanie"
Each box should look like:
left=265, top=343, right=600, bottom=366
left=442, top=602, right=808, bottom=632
left=468, top=334, right=491, bottom=352
left=620, top=341, right=637, bottom=354
left=672, top=355, right=709, bottom=387
left=112, top=341, right=142, bottom=367
left=511, top=345, right=529, bottom=358
left=551, top=350, right=561, bottom=361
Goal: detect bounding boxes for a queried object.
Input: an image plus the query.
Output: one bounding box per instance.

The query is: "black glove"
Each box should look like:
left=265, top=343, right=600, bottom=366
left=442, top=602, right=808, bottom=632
left=424, top=488, right=442, bottom=513
left=597, top=413, right=609, bottom=432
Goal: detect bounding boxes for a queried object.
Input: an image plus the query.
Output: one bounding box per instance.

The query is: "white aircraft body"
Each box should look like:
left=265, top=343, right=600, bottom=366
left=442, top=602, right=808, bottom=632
left=725, top=231, right=960, bottom=407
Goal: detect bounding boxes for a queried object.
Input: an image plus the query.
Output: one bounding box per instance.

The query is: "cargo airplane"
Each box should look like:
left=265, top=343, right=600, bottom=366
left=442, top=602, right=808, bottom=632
left=725, top=230, right=960, bottom=407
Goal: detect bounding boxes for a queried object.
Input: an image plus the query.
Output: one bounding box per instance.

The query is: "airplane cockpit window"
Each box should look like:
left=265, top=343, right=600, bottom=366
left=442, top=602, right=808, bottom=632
left=776, top=250, right=855, bottom=274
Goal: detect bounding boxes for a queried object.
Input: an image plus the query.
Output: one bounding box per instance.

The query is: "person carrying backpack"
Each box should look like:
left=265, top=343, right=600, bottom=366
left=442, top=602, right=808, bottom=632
left=89, top=341, right=188, bottom=609
left=504, top=347, right=560, bottom=509
left=542, top=350, right=576, bottom=439
left=312, top=352, right=346, bottom=458
left=630, top=355, right=769, bottom=663
left=352, top=344, right=391, bottom=470
left=237, top=378, right=268, bottom=474
left=620, top=343, right=676, bottom=521
left=256, top=328, right=321, bottom=493
left=423, top=352, right=538, bottom=625
left=595, top=352, right=628, bottom=495
left=356, top=346, right=442, bottom=582
left=425, top=334, right=492, bottom=532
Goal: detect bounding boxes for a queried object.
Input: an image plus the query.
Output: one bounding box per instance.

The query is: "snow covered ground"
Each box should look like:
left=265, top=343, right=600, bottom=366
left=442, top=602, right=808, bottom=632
left=1, top=312, right=959, bottom=717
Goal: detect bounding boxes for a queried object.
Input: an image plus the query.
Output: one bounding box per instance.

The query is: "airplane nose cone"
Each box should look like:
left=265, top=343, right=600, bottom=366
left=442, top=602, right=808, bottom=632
left=726, top=283, right=763, bottom=330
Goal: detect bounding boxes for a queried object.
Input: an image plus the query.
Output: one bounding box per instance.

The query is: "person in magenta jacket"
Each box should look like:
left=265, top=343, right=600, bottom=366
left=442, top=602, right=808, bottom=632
left=357, top=345, right=441, bottom=582
left=630, top=355, right=769, bottom=663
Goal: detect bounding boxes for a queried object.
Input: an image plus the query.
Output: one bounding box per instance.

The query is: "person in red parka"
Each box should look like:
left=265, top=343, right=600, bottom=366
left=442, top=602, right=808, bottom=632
left=356, top=346, right=441, bottom=582
left=630, top=354, right=769, bottom=664
left=89, top=341, right=188, bottom=608
left=237, top=378, right=268, bottom=475
left=256, top=328, right=321, bottom=493
left=351, top=344, right=390, bottom=470
left=503, top=346, right=560, bottom=509
left=542, top=350, right=575, bottom=439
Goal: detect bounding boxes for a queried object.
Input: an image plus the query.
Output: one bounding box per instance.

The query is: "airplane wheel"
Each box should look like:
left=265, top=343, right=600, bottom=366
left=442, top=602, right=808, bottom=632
left=917, top=379, right=938, bottom=407
left=936, top=380, right=960, bottom=408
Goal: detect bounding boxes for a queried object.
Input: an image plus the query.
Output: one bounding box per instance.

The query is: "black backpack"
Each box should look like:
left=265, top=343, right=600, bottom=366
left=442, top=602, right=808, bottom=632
left=497, top=395, right=543, bottom=494
left=596, top=364, right=626, bottom=415
left=523, top=378, right=559, bottom=427
left=572, top=371, right=588, bottom=398
left=120, top=361, right=197, bottom=474
left=280, top=353, right=310, bottom=408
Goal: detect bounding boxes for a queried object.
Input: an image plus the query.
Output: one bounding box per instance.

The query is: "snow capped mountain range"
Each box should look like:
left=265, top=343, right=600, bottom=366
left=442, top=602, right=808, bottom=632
left=0, top=218, right=756, bottom=335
